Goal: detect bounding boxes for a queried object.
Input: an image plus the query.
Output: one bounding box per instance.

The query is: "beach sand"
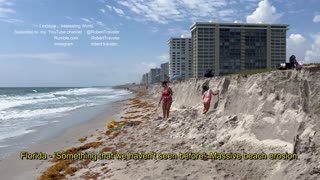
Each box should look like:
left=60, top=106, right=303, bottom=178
left=1, top=67, right=320, bottom=180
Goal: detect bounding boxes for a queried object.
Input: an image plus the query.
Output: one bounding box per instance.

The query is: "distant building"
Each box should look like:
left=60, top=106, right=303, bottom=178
left=191, top=22, right=288, bottom=78
left=148, top=68, right=160, bottom=84
left=145, top=73, right=149, bottom=84
left=141, top=73, right=148, bottom=84
left=168, top=36, right=192, bottom=80
left=160, top=62, right=169, bottom=82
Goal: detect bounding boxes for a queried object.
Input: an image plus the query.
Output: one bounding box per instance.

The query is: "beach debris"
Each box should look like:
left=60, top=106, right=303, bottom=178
left=154, top=116, right=162, bottom=121
left=107, top=121, right=127, bottom=130
left=225, top=115, right=238, bottom=124
left=121, top=115, right=144, bottom=120
left=112, top=125, right=126, bottom=131
left=39, top=142, right=103, bottom=180
left=126, top=121, right=141, bottom=127
left=81, top=172, right=101, bottom=180
left=78, top=137, right=87, bottom=143
left=107, top=121, right=116, bottom=129
left=167, top=117, right=176, bottom=123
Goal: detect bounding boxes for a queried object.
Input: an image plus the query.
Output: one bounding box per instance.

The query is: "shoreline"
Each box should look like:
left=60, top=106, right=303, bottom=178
left=0, top=103, right=118, bottom=160
left=1, top=70, right=316, bottom=179
left=0, top=97, right=129, bottom=180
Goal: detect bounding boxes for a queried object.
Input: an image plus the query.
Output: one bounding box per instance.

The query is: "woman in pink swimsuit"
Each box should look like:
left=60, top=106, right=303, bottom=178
left=159, top=81, right=173, bottom=120
left=202, top=85, right=219, bottom=114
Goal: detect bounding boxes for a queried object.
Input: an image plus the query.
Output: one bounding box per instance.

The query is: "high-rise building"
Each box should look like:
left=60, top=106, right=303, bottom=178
left=191, top=22, right=288, bottom=78
left=168, top=36, right=192, bottom=80
left=160, top=62, right=169, bottom=82
left=141, top=74, right=144, bottom=84
left=145, top=73, right=149, bottom=84
left=148, top=68, right=160, bottom=84
left=141, top=73, right=148, bottom=84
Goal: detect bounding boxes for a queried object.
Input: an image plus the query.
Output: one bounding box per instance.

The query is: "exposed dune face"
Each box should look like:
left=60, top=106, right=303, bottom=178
left=149, top=66, right=320, bottom=179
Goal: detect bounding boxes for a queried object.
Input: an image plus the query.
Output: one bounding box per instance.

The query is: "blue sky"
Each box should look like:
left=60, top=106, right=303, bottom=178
left=0, top=0, right=319, bottom=87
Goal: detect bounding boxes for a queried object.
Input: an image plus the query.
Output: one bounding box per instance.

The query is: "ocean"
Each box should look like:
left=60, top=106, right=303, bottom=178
left=0, top=87, right=131, bottom=158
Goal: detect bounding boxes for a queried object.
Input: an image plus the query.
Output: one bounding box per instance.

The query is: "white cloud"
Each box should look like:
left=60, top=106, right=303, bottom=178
left=100, top=9, right=106, bottom=14
left=96, top=21, right=105, bottom=26
left=305, top=33, right=320, bottom=63
left=0, top=53, right=71, bottom=61
left=229, top=0, right=238, bottom=5
left=106, top=5, right=113, bottom=11
left=219, top=9, right=235, bottom=17
left=0, top=0, right=14, bottom=16
left=0, top=18, right=23, bottom=24
left=313, top=15, right=320, bottom=23
left=0, top=0, right=14, bottom=6
left=134, top=53, right=171, bottom=75
left=136, top=62, right=158, bottom=74
left=144, top=62, right=157, bottom=69
left=0, top=0, right=20, bottom=24
left=65, top=16, right=72, bottom=20
left=0, top=7, right=15, bottom=17
left=287, top=34, right=308, bottom=61
left=116, top=0, right=228, bottom=24
left=81, top=18, right=91, bottom=23
left=157, top=54, right=169, bottom=63
left=246, top=0, right=282, bottom=23
left=288, top=34, right=306, bottom=45
left=104, top=5, right=125, bottom=16
left=167, top=27, right=190, bottom=37
left=113, top=7, right=125, bottom=16
left=97, top=0, right=108, bottom=3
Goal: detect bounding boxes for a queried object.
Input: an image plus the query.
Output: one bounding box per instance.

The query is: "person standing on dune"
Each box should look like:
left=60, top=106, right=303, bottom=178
left=202, top=85, right=219, bottom=114
left=159, top=81, right=173, bottom=120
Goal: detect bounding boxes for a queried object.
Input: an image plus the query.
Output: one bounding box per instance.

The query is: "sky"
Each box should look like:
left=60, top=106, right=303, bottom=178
left=0, top=0, right=319, bottom=87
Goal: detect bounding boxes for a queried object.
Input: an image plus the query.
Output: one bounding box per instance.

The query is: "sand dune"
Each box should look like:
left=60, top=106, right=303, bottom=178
left=147, top=66, right=320, bottom=179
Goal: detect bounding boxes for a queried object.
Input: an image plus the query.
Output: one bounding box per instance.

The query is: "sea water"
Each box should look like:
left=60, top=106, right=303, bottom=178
left=0, top=87, right=131, bottom=159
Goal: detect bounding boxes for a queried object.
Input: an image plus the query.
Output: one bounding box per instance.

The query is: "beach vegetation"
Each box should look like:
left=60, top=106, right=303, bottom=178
left=101, top=166, right=111, bottom=174
left=80, top=159, right=91, bottom=166
left=100, top=146, right=114, bottom=153
left=125, top=110, right=141, bottom=114
left=81, top=171, right=100, bottom=180
left=39, top=142, right=103, bottom=179
left=78, top=137, right=87, bottom=143
left=38, top=159, right=77, bottom=180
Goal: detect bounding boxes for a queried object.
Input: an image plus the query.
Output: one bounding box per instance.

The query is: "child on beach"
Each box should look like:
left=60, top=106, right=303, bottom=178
left=202, top=85, right=219, bottom=114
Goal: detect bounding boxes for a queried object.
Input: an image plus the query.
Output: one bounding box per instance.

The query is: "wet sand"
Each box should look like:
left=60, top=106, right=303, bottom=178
left=0, top=99, right=126, bottom=180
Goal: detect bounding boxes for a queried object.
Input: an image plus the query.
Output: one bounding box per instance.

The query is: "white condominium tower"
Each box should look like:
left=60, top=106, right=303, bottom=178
left=191, top=22, right=288, bottom=78
left=168, top=36, right=192, bottom=80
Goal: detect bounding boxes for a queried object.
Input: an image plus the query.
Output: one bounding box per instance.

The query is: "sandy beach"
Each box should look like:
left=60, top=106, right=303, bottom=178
left=0, top=67, right=319, bottom=180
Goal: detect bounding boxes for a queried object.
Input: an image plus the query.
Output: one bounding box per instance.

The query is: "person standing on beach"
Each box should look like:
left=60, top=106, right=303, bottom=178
left=202, top=85, right=219, bottom=114
left=159, top=81, right=173, bottom=120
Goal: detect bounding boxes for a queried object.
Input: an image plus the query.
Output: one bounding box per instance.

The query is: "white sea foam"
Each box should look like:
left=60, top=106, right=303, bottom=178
left=53, top=88, right=114, bottom=96
left=0, top=144, right=10, bottom=148
left=0, top=96, right=67, bottom=111
left=0, top=105, right=86, bottom=120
